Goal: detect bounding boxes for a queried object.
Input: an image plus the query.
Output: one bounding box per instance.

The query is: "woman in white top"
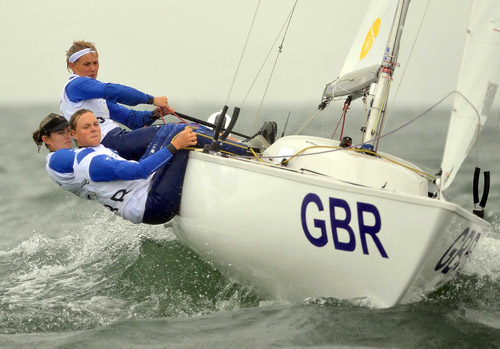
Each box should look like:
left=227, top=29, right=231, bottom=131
left=68, top=109, right=197, bottom=224
left=32, top=113, right=85, bottom=197
left=61, top=40, right=175, bottom=161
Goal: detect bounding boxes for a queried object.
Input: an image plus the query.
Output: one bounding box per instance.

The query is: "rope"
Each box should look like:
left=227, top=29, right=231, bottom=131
left=223, top=90, right=479, bottom=183
left=279, top=144, right=435, bottom=181
left=332, top=97, right=351, bottom=140
left=159, top=108, right=187, bottom=124
left=158, top=108, right=166, bottom=124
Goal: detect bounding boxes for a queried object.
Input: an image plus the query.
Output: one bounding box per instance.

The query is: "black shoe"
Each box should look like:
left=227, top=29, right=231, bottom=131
left=252, top=121, right=277, bottom=144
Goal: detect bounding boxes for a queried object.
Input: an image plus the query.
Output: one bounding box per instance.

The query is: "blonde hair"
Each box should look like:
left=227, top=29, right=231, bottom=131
left=66, top=40, right=98, bottom=71
left=69, top=108, right=93, bottom=131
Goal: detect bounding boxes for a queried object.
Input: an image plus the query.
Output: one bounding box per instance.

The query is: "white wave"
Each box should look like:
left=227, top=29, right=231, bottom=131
left=462, top=235, right=500, bottom=281
left=0, top=212, right=175, bottom=308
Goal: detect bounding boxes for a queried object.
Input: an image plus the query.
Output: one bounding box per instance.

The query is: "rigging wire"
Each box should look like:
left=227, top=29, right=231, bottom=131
left=294, top=79, right=340, bottom=135
left=240, top=30, right=285, bottom=110
left=225, top=0, right=262, bottom=106
left=251, top=0, right=299, bottom=132
left=381, top=0, right=430, bottom=134
left=294, top=107, right=323, bottom=135
left=228, top=90, right=476, bottom=182
left=174, top=89, right=480, bottom=184
left=240, top=3, right=298, bottom=110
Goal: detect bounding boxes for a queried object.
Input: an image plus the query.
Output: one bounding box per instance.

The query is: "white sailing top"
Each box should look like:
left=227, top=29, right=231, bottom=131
left=73, top=145, right=151, bottom=223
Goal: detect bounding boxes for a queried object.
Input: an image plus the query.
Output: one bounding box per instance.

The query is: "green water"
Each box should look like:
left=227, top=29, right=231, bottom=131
left=1, top=105, right=499, bottom=348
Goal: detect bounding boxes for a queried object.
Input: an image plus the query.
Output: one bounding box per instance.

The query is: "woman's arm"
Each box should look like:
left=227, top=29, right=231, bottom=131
left=106, top=102, right=157, bottom=130
left=65, top=77, right=152, bottom=106
left=48, top=149, right=77, bottom=173
left=86, top=127, right=196, bottom=182
left=88, top=146, right=176, bottom=182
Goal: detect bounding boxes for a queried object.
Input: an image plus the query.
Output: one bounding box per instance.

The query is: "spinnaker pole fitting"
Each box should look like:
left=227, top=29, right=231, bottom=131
left=318, top=82, right=334, bottom=110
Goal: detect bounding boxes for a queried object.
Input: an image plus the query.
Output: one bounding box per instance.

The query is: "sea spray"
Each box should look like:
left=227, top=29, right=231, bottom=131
left=0, top=213, right=262, bottom=334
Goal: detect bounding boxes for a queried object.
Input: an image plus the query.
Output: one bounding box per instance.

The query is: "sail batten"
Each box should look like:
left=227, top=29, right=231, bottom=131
left=439, top=0, right=500, bottom=191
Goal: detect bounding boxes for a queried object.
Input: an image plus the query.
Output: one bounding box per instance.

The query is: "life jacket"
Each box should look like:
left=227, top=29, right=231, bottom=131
left=46, top=149, right=87, bottom=198
left=60, top=74, right=119, bottom=139
left=73, top=145, right=150, bottom=223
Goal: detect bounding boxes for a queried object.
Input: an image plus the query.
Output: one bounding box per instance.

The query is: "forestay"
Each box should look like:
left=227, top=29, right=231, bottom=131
left=439, top=0, right=500, bottom=191
left=331, top=0, right=399, bottom=97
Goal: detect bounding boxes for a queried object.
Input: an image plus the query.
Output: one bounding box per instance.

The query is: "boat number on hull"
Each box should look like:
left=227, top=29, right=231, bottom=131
left=434, top=227, right=481, bottom=275
left=300, top=193, right=388, bottom=258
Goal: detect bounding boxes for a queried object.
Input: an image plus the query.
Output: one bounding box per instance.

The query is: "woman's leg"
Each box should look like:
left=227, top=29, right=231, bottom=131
left=142, top=123, right=192, bottom=224
left=140, top=123, right=187, bottom=160
left=142, top=150, right=190, bottom=224
left=102, top=125, right=161, bottom=161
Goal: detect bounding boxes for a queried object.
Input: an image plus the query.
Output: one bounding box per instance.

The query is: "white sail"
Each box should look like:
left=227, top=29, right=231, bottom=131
left=331, top=0, right=399, bottom=97
left=439, top=0, right=500, bottom=191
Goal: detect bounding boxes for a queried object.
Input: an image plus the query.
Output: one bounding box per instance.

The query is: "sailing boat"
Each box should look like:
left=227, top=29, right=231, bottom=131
left=171, top=0, right=500, bottom=308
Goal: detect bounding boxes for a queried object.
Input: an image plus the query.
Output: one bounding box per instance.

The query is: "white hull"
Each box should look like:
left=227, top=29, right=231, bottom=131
left=172, top=136, right=490, bottom=308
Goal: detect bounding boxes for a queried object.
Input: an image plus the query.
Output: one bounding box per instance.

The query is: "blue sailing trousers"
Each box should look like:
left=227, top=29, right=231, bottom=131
left=102, top=125, right=162, bottom=161
left=142, top=123, right=189, bottom=224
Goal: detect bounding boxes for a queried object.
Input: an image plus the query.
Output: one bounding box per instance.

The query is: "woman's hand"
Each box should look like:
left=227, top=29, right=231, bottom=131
left=153, top=97, right=175, bottom=114
left=171, top=126, right=197, bottom=150
left=151, top=107, right=173, bottom=120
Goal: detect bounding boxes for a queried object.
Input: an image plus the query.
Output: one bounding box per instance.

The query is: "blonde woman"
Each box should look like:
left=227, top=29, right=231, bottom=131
left=61, top=40, right=174, bottom=161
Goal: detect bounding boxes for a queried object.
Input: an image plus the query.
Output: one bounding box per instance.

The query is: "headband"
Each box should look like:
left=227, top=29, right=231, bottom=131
left=69, top=48, right=96, bottom=63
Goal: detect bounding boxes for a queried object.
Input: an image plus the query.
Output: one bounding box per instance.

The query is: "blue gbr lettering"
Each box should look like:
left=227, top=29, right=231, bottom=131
left=434, top=227, right=481, bottom=274
left=301, top=193, right=388, bottom=258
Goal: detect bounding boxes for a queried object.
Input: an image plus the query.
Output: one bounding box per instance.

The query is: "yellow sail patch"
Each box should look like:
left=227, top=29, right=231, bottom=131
left=360, top=18, right=381, bottom=60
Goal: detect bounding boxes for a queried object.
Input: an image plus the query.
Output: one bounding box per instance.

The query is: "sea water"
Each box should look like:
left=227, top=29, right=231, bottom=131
left=1, top=104, right=500, bottom=348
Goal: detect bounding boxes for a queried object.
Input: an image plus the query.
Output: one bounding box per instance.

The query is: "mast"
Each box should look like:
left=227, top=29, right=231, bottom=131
left=362, top=0, right=411, bottom=150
